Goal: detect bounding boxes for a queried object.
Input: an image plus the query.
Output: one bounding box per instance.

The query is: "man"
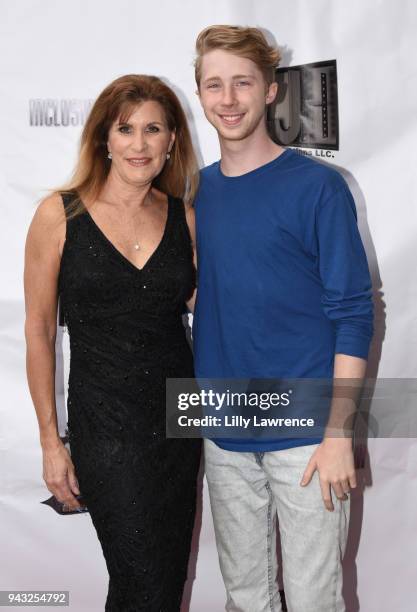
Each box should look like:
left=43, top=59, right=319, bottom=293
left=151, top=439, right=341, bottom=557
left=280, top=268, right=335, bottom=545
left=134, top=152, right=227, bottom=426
left=192, top=25, right=373, bottom=612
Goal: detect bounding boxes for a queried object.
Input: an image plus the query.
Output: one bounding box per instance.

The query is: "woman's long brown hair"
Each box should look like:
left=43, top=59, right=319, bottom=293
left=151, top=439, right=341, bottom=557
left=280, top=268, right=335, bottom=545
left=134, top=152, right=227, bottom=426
left=55, top=74, right=199, bottom=219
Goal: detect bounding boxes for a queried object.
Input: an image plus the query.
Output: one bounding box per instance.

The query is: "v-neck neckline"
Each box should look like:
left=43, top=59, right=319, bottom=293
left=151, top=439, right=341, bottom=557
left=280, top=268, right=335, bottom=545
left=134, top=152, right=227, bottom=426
left=82, top=193, right=173, bottom=274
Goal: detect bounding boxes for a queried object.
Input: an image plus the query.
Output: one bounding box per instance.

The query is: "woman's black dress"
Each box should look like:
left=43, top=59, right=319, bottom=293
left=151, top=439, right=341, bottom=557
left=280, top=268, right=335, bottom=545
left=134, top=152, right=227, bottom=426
left=58, top=192, right=202, bottom=611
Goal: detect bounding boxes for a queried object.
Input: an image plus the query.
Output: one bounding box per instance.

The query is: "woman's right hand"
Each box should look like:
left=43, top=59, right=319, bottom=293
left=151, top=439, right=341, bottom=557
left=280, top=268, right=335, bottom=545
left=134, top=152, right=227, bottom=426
left=42, top=441, right=82, bottom=511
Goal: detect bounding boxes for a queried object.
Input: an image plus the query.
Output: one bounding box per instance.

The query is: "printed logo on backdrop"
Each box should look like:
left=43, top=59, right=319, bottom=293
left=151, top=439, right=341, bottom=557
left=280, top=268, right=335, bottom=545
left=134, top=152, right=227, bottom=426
left=29, top=99, right=94, bottom=126
left=267, top=60, right=339, bottom=158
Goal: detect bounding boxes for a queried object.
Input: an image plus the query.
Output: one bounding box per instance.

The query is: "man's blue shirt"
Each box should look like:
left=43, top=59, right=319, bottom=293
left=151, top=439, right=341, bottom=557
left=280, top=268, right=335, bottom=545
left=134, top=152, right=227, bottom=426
left=192, top=148, right=373, bottom=451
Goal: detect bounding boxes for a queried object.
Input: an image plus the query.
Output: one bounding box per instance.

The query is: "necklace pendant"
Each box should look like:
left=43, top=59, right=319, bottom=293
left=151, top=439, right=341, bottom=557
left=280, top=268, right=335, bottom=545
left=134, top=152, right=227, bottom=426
left=134, top=244, right=140, bottom=250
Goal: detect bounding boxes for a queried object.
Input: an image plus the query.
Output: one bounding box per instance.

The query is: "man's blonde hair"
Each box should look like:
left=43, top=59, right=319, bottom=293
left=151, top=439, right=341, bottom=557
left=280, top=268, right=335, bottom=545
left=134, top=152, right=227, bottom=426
left=194, top=25, right=281, bottom=89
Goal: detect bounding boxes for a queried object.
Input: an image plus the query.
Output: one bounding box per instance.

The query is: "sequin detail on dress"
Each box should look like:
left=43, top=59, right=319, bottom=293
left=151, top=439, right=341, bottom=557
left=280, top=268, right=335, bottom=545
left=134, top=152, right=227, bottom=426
left=58, top=193, right=201, bottom=612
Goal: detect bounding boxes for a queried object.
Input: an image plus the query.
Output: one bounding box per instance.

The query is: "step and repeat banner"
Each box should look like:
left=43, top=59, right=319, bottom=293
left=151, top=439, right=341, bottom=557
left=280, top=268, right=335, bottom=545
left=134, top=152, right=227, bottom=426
left=1, top=1, right=417, bottom=610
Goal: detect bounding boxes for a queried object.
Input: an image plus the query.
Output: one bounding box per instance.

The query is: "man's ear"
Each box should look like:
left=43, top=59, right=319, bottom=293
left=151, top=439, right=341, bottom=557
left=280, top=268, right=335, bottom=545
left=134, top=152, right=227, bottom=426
left=266, top=81, right=278, bottom=105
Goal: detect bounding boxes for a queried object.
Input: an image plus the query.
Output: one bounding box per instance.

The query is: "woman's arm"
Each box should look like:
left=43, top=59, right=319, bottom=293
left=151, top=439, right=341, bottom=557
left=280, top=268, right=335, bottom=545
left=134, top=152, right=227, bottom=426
left=24, top=194, right=81, bottom=511
left=185, top=204, right=197, bottom=313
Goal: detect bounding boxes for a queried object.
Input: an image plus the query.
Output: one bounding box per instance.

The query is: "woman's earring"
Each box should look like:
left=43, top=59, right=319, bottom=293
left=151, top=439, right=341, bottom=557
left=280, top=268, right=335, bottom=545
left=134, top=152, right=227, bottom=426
left=107, top=151, right=112, bottom=160
left=166, top=152, right=171, bottom=160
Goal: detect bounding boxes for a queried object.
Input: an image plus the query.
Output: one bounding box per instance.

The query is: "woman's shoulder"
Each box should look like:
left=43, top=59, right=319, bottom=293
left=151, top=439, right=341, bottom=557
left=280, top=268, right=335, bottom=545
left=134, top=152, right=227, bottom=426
left=26, top=192, right=67, bottom=257
left=33, top=192, right=67, bottom=227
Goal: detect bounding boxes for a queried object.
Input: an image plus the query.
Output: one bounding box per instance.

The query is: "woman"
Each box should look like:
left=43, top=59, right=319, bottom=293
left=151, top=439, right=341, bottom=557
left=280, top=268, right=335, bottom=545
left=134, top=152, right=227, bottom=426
left=24, top=74, right=202, bottom=611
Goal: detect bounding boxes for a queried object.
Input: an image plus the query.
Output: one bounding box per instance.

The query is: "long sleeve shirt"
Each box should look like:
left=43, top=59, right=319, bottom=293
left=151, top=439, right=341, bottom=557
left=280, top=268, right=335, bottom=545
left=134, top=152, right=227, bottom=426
left=193, top=148, right=374, bottom=451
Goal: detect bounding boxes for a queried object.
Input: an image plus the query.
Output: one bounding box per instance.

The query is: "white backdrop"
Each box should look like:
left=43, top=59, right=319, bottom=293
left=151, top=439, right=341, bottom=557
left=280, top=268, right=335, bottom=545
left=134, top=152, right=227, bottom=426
left=1, top=1, right=417, bottom=610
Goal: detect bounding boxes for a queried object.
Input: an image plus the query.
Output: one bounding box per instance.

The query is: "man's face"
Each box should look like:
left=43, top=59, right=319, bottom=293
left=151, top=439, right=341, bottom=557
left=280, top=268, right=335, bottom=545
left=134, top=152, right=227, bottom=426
left=197, top=49, right=277, bottom=142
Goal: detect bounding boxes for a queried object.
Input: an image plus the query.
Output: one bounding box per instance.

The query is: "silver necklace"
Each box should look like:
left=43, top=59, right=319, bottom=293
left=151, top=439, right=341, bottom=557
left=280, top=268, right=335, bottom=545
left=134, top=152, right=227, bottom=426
left=132, top=190, right=153, bottom=251
left=101, top=190, right=153, bottom=252
left=133, top=231, right=140, bottom=251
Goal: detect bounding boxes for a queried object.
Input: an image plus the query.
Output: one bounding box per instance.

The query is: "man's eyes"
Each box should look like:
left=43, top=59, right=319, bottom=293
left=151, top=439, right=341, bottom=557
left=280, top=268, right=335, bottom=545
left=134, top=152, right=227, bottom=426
left=206, top=81, right=251, bottom=89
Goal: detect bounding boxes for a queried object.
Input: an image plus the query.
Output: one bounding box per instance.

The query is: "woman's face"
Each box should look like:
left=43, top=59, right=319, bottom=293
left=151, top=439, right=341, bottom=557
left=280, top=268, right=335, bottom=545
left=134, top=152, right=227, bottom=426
left=106, top=100, right=175, bottom=187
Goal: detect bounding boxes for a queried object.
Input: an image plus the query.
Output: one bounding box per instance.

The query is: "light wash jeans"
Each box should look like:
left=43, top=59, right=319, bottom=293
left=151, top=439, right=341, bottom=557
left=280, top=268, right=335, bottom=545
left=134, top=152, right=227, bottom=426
left=204, top=439, right=350, bottom=612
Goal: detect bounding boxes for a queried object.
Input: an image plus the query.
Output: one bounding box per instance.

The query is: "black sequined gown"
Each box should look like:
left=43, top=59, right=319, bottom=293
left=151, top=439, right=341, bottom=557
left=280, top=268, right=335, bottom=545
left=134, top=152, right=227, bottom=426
left=58, top=193, right=202, bottom=612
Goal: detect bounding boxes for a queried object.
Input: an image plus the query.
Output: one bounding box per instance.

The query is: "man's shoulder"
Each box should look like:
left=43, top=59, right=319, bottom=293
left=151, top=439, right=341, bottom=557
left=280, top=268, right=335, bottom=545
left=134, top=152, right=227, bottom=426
left=196, top=151, right=349, bottom=205
left=194, top=162, right=221, bottom=206
left=200, top=160, right=219, bottom=179
left=284, top=149, right=347, bottom=192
